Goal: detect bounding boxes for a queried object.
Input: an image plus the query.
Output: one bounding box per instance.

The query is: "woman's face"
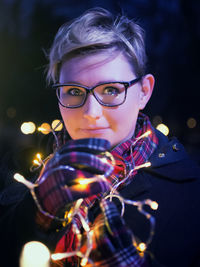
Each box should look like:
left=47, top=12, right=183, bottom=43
left=59, top=52, right=150, bottom=148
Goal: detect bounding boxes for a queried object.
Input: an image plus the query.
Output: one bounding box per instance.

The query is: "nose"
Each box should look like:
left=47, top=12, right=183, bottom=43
left=83, top=94, right=102, bottom=122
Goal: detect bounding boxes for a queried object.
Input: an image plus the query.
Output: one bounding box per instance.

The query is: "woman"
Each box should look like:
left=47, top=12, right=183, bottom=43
left=1, top=7, right=200, bottom=267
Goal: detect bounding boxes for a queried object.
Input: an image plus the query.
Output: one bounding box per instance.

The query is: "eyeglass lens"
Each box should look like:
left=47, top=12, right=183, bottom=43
left=58, top=83, right=126, bottom=107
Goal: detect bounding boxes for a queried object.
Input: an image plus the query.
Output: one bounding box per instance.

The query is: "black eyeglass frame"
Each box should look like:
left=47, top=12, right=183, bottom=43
left=52, top=76, right=142, bottom=108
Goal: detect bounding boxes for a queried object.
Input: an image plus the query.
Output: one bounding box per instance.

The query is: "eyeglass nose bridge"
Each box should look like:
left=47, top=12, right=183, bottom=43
left=82, top=85, right=104, bottom=107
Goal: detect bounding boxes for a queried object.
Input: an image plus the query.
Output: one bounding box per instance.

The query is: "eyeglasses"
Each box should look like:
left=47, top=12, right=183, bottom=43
left=52, top=76, right=142, bottom=108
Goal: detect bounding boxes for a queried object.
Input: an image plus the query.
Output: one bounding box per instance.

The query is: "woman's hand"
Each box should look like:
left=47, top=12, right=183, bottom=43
left=34, top=138, right=114, bottom=217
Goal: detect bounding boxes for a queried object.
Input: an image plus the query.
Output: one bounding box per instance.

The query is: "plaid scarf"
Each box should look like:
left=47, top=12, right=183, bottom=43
left=52, top=112, right=158, bottom=266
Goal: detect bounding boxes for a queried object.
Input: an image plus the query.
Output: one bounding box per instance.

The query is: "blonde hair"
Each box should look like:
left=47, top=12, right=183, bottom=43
left=47, top=7, right=147, bottom=83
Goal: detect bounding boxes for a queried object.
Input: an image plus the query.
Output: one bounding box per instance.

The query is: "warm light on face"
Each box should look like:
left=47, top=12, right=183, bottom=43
left=20, top=241, right=50, bottom=267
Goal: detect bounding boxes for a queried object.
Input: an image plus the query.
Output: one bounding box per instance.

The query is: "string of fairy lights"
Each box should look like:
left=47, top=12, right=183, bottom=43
left=2, top=112, right=195, bottom=266
left=14, top=127, right=159, bottom=267
left=21, top=118, right=169, bottom=175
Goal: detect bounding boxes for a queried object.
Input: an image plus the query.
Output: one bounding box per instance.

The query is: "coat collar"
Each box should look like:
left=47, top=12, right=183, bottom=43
left=149, top=129, right=188, bottom=167
left=148, top=129, right=200, bottom=181
left=120, top=130, right=200, bottom=198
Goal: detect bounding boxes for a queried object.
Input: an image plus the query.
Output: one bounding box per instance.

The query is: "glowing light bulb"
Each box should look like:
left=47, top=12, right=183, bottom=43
left=33, top=159, right=40, bottom=166
left=68, top=209, right=73, bottom=219
left=20, top=241, right=50, bottom=267
left=151, top=201, right=158, bottom=210
left=32, top=153, right=43, bottom=166
left=137, top=242, right=146, bottom=252
left=156, top=123, right=169, bottom=136
left=134, top=162, right=151, bottom=171
left=144, top=162, right=151, bottom=168
left=51, top=253, right=64, bottom=261
left=14, top=173, right=25, bottom=183
left=36, top=153, right=42, bottom=160
left=78, top=178, right=90, bottom=185
left=143, top=130, right=151, bottom=138
left=80, top=257, right=88, bottom=266
left=14, top=173, right=35, bottom=189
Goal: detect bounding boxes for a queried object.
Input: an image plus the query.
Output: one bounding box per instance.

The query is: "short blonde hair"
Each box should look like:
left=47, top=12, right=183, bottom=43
left=47, top=7, right=147, bottom=83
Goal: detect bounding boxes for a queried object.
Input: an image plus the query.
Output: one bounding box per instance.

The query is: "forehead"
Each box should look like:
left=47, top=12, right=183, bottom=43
left=59, top=51, right=136, bottom=84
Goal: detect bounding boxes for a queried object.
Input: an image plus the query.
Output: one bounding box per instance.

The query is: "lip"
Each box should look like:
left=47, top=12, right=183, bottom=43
left=80, top=127, right=109, bottom=133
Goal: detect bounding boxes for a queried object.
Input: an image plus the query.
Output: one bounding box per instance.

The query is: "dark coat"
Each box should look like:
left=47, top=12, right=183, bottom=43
left=0, top=130, right=200, bottom=267
left=120, top=130, right=200, bottom=267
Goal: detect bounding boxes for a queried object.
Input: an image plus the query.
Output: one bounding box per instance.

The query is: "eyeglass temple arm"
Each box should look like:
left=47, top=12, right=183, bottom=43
left=128, top=76, right=143, bottom=86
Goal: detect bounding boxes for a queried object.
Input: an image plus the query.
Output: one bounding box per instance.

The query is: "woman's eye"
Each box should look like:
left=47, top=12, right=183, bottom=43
left=68, top=88, right=84, bottom=96
left=103, top=87, right=119, bottom=95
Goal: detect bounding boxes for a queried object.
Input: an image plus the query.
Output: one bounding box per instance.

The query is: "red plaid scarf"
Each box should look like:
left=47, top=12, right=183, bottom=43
left=53, top=112, right=158, bottom=266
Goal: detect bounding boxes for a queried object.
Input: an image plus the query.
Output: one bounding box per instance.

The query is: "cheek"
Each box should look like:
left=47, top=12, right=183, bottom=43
left=59, top=106, right=79, bottom=130
left=110, top=94, right=140, bottom=131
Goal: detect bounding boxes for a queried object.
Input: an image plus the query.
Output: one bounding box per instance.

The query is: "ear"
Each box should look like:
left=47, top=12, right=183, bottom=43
left=139, top=74, right=155, bottom=110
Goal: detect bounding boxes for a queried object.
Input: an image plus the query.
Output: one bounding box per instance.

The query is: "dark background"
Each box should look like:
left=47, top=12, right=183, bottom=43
left=0, top=0, right=200, bottom=180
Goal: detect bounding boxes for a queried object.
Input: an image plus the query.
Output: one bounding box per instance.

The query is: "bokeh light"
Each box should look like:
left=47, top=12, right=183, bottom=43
left=151, top=201, right=159, bottom=210
left=187, top=118, right=197, bottom=129
left=6, top=107, right=16, bottom=118
left=33, top=153, right=42, bottom=166
left=20, top=241, right=50, bottom=267
left=156, top=123, right=169, bottom=136
left=137, top=242, right=146, bottom=252
left=51, top=119, right=63, bottom=131
left=38, top=123, right=51, bottom=135
left=13, top=173, right=25, bottom=182
left=20, top=122, right=36, bottom=134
